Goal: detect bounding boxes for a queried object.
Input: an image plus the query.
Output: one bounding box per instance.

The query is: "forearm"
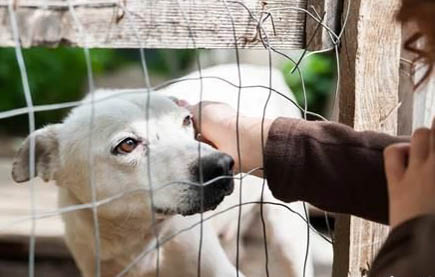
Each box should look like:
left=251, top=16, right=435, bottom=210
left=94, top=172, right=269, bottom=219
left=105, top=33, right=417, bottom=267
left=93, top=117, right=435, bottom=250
left=264, top=117, right=409, bottom=224
left=232, top=116, right=273, bottom=176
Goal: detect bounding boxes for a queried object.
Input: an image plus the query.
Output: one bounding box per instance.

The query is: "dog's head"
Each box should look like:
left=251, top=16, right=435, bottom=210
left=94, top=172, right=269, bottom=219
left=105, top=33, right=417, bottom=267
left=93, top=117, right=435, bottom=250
left=11, top=91, right=234, bottom=217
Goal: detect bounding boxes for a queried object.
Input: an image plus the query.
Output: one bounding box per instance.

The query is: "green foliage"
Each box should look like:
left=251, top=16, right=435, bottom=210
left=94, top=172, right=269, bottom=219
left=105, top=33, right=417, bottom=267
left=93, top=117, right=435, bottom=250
left=0, top=47, right=334, bottom=134
left=145, top=49, right=196, bottom=76
left=282, top=53, right=336, bottom=117
left=0, top=47, right=124, bottom=134
left=0, top=47, right=195, bottom=135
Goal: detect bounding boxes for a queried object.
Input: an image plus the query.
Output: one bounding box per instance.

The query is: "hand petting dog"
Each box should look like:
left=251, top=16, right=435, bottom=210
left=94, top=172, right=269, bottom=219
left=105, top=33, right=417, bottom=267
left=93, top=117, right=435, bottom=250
left=186, top=101, right=272, bottom=176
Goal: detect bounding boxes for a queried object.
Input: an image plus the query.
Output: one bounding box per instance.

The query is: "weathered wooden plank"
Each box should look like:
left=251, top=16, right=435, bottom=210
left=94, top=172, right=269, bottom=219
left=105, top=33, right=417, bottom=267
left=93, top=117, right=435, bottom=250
left=331, top=215, right=350, bottom=277
left=305, top=0, right=340, bottom=51
left=398, top=24, right=417, bottom=136
left=0, top=0, right=308, bottom=49
left=332, top=1, right=402, bottom=276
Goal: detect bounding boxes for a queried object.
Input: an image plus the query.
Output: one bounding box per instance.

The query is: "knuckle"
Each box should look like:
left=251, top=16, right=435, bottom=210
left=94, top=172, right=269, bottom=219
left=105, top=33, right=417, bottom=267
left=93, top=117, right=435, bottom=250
left=413, top=128, right=430, bottom=140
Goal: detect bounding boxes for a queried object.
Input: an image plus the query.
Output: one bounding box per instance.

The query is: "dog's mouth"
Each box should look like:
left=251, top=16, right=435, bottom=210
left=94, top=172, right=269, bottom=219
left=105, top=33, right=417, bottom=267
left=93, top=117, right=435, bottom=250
left=179, top=193, right=227, bottom=216
left=153, top=194, right=225, bottom=216
left=184, top=178, right=234, bottom=215
left=154, top=179, right=234, bottom=216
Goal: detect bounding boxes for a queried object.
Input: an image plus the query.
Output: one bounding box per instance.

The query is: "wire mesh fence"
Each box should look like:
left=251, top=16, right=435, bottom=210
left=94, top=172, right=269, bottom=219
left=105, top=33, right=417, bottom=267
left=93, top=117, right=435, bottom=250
left=0, top=0, right=350, bottom=276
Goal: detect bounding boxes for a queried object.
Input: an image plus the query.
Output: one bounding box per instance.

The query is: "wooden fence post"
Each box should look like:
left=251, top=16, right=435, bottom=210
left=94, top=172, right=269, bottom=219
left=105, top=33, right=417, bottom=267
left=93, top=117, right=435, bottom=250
left=398, top=24, right=417, bottom=136
left=332, top=1, right=402, bottom=276
left=305, top=0, right=341, bottom=51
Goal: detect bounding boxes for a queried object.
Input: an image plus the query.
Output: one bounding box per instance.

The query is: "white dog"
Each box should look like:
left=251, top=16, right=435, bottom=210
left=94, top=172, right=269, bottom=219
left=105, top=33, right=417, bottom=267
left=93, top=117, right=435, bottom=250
left=12, top=64, right=313, bottom=277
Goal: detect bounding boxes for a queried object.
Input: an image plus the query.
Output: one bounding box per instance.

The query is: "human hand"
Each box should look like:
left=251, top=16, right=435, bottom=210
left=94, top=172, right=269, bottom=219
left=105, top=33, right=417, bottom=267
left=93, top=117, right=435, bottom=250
left=384, top=118, right=435, bottom=229
left=185, top=101, right=272, bottom=175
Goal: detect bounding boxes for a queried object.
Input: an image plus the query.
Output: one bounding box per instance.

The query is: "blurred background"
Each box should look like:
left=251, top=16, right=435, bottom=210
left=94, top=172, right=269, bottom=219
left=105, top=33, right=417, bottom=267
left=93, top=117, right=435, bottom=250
left=0, top=48, right=336, bottom=135
left=0, top=48, right=336, bottom=276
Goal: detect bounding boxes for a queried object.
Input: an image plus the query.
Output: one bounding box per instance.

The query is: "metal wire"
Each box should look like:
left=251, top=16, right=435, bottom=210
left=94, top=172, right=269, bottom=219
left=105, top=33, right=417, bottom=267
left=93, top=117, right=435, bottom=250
left=65, top=2, right=101, bottom=276
left=1, top=1, right=347, bottom=277
left=7, top=2, right=36, bottom=276
left=0, top=169, right=333, bottom=246
left=220, top=1, right=245, bottom=276
left=226, top=4, right=333, bottom=276
left=174, top=1, right=206, bottom=275
left=0, top=77, right=328, bottom=121
left=117, top=2, right=162, bottom=275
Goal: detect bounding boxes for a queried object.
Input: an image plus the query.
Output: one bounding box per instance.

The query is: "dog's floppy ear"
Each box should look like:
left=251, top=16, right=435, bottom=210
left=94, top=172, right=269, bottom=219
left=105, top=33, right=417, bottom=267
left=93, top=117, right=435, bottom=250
left=12, top=124, right=61, bottom=183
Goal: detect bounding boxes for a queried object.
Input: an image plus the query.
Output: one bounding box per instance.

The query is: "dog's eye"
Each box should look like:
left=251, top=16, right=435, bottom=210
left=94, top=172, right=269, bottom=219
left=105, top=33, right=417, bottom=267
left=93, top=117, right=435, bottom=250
left=183, top=115, right=192, bottom=127
left=115, top=138, right=138, bottom=154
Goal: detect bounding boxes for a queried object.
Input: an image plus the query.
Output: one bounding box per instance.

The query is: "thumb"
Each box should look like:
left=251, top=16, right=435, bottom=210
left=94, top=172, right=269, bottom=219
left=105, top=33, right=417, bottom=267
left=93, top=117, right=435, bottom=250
left=383, top=143, right=410, bottom=185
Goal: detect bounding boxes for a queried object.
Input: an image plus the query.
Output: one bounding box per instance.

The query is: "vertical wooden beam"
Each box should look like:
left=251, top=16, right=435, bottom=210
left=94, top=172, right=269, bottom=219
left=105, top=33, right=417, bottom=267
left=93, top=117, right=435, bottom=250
left=332, top=1, right=402, bottom=276
left=398, top=24, right=417, bottom=136
left=305, top=0, right=341, bottom=51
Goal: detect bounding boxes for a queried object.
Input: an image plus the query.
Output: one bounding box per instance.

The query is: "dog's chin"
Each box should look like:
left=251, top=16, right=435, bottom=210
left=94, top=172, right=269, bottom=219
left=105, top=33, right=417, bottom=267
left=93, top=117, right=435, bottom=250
left=179, top=194, right=226, bottom=216
left=155, top=194, right=227, bottom=217
left=153, top=196, right=224, bottom=216
left=180, top=179, right=235, bottom=216
left=155, top=179, right=234, bottom=216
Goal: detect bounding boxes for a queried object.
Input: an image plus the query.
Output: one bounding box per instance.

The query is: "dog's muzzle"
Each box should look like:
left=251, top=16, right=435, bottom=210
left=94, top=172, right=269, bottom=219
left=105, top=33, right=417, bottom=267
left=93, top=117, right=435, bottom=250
left=199, top=152, right=235, bottom=195
left=183, top=152, right=235, bottom=215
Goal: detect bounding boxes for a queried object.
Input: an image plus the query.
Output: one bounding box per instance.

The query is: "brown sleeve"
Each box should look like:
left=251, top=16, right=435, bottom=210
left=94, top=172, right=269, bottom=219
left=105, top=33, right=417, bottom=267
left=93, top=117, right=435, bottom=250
left=369, top=215, right=435, bottom=277
left=264, top=117, right=409, bottom=224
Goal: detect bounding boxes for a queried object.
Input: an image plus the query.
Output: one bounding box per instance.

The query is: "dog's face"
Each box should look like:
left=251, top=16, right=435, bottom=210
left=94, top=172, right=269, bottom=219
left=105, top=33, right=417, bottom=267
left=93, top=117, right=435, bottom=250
left=11, top=92, right=234, bottom=218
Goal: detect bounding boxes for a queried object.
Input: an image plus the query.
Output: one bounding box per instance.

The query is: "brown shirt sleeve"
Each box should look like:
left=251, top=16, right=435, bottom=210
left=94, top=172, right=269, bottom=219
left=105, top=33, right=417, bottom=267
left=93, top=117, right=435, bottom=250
left=369, top=215, right=435, bottom=276
left=264, top=117, right=409, bottom=224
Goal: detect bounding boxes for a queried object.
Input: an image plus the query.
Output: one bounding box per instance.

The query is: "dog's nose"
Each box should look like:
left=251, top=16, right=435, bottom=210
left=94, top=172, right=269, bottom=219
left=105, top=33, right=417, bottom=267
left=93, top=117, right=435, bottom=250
left=191, top=152, right=234, bottom=183
left=201, top=153, right=234, bottom=181
left=190, top=153, right=235, bottom=197
left=188, top=153, right=235, bottom=213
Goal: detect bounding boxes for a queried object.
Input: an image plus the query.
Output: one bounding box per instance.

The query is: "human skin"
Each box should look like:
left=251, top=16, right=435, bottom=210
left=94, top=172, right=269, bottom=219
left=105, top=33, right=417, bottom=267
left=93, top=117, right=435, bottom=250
left=188, top=101, right=435, bottom=230
left=186, top=101, right=272, bottom=176
left=384, top=118, right=435, bottom=229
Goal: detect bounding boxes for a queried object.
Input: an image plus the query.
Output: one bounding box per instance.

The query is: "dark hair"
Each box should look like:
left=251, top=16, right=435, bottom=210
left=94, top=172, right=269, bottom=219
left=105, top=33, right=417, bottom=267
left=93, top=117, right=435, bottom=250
left=397, top=0, right=435, bottom=88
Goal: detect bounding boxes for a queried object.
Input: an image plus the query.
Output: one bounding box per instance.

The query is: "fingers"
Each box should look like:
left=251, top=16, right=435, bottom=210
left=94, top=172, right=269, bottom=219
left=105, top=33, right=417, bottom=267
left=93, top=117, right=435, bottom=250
left=409, top=127, right=431, bottom=165
left=183, top=101, right=221, bottom=115
left=384, top=143, right=410, bottom=184
left=195, top=133, right=217, bottom=148
left=186, top=102, right=217, bottom=129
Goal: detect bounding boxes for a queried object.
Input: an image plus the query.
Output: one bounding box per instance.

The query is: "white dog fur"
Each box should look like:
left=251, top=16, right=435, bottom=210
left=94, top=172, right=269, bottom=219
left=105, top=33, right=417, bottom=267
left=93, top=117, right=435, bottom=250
left=12, top=64, right=314, bottom=277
